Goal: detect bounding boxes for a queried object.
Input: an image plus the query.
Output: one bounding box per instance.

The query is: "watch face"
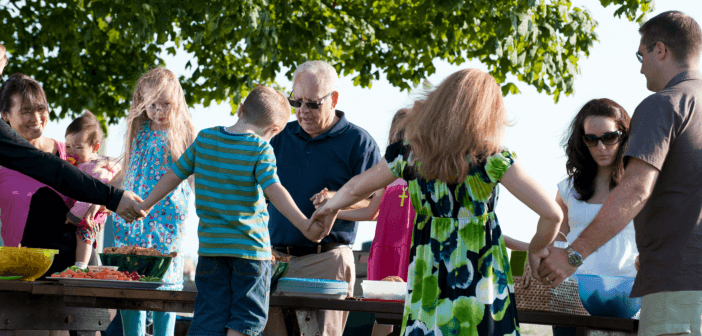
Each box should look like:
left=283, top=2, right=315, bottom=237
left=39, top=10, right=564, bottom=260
left=568, top=252, right=583, bottom=267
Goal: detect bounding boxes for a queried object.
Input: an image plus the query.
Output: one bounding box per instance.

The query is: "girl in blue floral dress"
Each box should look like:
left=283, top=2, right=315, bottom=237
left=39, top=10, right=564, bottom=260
left=311, top=69, right=564, bottom=336
left=110, top=68, right=196, bottom=336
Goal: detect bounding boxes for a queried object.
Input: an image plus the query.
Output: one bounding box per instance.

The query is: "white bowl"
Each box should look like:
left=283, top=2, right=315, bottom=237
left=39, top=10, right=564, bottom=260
left=361, top=280, right=407, bottom=301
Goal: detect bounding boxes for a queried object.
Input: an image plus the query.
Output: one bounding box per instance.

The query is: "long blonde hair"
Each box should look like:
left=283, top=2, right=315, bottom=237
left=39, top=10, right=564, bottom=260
left=403, top=68, right=509, bottom=183
left=118, top=68, right=196, bottom=180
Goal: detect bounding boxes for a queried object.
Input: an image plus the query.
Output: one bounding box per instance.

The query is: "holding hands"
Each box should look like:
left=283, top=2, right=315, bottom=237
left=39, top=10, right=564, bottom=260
left=310, top=188, right=334, bottom=209
left=116, top=191, right=148, bottom=223
left=309, top=204, right=341, bottom=240
left=534, top=246, right=578, bottom=287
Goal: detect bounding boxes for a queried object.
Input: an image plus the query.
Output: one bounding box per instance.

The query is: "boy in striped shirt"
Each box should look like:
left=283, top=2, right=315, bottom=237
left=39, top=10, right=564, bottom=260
left=137, top=85, right=325, bottom=336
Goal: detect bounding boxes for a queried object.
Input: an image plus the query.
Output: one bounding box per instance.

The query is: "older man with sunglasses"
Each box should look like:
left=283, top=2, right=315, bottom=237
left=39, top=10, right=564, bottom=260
left=538, top=11, right=702, bottom=336
left=263, top=61, right=381, bottom=336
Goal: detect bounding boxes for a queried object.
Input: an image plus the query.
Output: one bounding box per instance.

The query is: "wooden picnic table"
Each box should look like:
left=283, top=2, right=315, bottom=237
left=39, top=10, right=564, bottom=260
left=0, top=281, right=638, bottom=336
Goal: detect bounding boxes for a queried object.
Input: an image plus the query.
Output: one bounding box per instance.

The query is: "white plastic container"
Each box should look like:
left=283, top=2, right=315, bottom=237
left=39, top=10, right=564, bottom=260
left=361, top=280, right=407, bottom=301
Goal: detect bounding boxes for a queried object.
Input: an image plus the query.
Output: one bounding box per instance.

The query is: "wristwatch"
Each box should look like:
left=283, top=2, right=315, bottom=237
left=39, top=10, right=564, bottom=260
left=565, top=245, right=583, bottom=267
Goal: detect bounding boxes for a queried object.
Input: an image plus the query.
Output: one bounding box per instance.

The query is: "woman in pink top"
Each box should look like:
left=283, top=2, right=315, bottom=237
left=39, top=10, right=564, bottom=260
left=0, top=73, right=79, bottom=275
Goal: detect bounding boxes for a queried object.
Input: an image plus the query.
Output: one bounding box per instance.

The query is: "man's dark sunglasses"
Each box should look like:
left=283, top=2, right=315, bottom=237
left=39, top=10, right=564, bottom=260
left=583, top=131, right=622, bottom=147
left=288, top=92, right=333, bottom=110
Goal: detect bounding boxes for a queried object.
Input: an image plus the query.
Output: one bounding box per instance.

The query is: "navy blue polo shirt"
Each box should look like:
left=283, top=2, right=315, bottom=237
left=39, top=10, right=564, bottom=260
left=268, top=110, right=382, bottom=247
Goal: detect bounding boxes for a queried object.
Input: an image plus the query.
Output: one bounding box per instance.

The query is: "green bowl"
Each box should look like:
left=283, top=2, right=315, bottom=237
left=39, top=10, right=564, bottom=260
left=99, top=253, right=172, bottom=279
left=270, top=261, right=290, bottom=294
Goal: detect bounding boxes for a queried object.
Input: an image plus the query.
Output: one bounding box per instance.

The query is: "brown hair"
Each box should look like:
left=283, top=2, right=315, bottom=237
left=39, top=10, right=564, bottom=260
left=404, top=68, right=508, bottom=183
left=119, top=68, right=196, bottom=182
left=639, top=11, right=702, bottom=66
left=0, top=73, right=49, bottom=124
left=240, top=85, right=291, bottom=128
left=564, top=98, right=630, bottom=201
left=388, top=108, right=411, bottom=144
left=66, top=110, right=104, bottom=146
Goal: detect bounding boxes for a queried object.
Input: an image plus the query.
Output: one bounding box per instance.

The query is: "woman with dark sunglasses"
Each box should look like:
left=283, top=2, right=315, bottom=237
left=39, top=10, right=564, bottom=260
left=552, top=98, right=639, bottom=335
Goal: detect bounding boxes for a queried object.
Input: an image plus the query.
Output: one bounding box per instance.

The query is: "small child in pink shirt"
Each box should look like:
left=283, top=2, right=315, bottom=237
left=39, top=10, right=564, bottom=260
left=64, top=111, right=120, bottom=267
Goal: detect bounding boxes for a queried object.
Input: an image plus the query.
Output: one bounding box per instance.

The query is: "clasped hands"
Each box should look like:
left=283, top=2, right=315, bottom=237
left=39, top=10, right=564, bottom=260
left=528, top=246, right=578, bottom=288
left=302, top=189, right=339, bottom=243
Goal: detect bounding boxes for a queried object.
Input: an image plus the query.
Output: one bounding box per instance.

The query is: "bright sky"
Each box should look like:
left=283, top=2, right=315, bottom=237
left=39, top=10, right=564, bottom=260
left=40, top=0, right=702, bottom=260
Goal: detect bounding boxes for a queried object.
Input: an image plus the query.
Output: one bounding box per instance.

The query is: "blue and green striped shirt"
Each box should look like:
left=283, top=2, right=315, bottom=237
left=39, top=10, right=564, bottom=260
left=171, top=127, right=279, bottom=260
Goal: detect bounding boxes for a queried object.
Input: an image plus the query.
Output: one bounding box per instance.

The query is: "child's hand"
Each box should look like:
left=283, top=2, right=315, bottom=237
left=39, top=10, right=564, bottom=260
left=64, top=217, right=78, bottom=225
left=302, top=218, right=326, bottom=243
left=635, top=254, right=640, bottom=272
left=309, top=206, right=339, bottom=238
left=134, top=202, right=155, bottom=219
left=85, top=204, right=101, bottom=229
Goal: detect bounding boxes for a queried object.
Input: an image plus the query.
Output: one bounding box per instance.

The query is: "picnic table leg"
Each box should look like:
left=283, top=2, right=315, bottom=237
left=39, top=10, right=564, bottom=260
left=295, top=310, right=320, bottom=336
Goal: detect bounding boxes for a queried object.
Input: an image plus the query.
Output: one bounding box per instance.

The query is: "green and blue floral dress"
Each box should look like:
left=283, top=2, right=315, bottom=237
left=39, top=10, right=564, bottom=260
left=385, top=142, right=520, bottom=336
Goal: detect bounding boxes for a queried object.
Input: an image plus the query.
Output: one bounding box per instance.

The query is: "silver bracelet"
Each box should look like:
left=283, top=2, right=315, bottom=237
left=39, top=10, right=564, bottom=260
left=554, top=232, right=569, bottom=249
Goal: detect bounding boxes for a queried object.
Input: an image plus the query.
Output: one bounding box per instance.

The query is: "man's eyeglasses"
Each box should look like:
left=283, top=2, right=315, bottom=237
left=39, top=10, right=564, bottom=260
left=583, top=131, right=622, bottom=147
left=288, top=92, right=333, bottom=110
left=636, top=42, right=659, bottom=63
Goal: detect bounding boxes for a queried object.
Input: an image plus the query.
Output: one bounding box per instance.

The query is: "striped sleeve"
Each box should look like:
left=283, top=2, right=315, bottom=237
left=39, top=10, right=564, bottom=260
left=172, top=135, right=198, bottom=179
left=254, top=142, right=279, bottom=191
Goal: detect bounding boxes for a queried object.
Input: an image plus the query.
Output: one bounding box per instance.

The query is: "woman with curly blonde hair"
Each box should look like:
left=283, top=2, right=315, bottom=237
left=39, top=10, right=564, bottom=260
left=311, top=68, right=562, bottom=335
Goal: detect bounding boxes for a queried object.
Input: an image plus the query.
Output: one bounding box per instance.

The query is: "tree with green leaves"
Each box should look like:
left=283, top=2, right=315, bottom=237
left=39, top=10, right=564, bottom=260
left=0, top=0, right=652, bottom=127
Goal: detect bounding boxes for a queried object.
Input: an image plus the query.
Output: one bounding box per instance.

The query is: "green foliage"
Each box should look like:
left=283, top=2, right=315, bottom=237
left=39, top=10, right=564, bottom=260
left=0, top=0, right=653, bottom=128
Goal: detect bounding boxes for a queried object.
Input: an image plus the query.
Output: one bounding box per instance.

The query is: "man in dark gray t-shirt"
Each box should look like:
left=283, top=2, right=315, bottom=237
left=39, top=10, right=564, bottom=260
left=537, top=11, right=702, bottom=335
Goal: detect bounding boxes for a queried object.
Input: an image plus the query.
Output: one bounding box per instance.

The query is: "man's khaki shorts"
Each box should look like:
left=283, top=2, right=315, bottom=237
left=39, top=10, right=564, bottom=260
left=639, top=291, right=702, bottom=336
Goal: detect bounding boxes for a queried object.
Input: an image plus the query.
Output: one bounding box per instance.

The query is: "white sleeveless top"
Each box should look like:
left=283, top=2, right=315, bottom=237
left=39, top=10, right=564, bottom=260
left=557, top=178, right=638, bottom=277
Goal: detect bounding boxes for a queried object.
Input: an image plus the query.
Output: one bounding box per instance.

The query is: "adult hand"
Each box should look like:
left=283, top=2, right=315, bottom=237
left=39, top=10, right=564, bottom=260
left=310, top=188, right=335, bottom=209
left=537, top=246, right=578, bottom=287
left=635, top=254, right=640, bottom=272
left=116, top=191, right=147, bottom=223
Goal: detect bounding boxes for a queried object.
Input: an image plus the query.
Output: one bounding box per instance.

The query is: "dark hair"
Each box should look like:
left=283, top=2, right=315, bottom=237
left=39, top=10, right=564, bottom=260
left=240, top=85, right=290, bottom=128
left=0, top=73, right=49, bottom=123
left=564, top=98, right=630, bottom=201
left=639, top=11, right=702, bottom=66
left=66, top=110, right=104, bottom=145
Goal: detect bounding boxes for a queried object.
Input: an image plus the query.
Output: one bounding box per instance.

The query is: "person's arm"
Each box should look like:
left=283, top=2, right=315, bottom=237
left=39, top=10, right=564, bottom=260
left=264, top=182, right=325, bottom=243
left=67, top=161, right=120, bottom=224
left=538, top=158, right=658, bottom=285
left=500, top=159, right=564, bottom=282
left=337, top=188, right=385, bottom=221
left=555, top=192, right=570, bottom=240
left=310, top=161, right=397, bottom=236
left=503, top=235, right=530, bottom=251
left=137, top=169, right=184, bottom=214
left=0, top=119, right=125, bottom=211
left=311, top=188, right=383, bottom=220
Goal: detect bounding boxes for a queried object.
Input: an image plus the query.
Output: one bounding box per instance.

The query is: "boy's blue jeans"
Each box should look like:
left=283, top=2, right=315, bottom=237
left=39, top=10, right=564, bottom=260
left=187, top=256, right=271, bottom=336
